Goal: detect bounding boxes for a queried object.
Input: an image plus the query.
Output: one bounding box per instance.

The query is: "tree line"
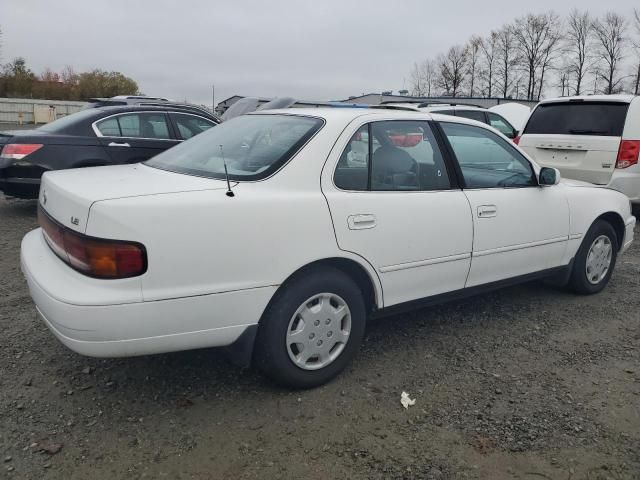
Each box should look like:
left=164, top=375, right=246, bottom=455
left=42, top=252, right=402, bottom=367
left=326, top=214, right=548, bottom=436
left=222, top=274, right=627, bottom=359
left=0, top=27, right=139, bottom=101
left=0, top=57, right=139, bottom=101
left=408, top=9, right=640, bottom=100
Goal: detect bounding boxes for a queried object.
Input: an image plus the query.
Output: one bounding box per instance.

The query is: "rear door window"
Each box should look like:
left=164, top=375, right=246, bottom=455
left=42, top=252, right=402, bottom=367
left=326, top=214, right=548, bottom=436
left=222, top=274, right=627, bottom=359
left=96, top=113, right=172, bottom=139
left=334, top=121, right=451, bottom=191
left=523, top=102, right=629, bottom=136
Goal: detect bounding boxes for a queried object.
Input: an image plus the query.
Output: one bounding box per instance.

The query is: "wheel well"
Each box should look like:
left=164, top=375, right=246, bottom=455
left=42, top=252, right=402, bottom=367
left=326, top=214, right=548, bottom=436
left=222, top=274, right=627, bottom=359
left=270, top=258, right=379, bottom=316
left=596, top=212, right=625, bottom=250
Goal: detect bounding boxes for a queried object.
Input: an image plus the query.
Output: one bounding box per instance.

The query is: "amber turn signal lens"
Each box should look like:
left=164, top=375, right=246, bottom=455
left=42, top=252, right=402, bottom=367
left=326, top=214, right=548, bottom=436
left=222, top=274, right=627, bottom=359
left=38, top=206, right=147, bottom=279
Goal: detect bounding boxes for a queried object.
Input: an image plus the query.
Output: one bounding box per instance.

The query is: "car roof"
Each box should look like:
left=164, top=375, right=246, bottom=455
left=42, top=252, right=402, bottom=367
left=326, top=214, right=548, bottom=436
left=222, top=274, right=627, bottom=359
left=247, top=107, right=494, bottom=130
left=93, top=104, right=217, bottom=118
left=538, top=94, right=636, bottom=105
left=421, top=105, right=486, bottom=112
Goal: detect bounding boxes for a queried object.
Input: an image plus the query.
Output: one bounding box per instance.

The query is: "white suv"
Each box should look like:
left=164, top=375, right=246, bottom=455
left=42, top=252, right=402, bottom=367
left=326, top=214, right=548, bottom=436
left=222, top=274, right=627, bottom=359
left=517, top=95, right=640, bottom=205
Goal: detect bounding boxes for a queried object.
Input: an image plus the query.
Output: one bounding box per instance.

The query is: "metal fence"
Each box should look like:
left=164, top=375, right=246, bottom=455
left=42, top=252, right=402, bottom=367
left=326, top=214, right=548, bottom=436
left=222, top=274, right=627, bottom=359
left=0, top=98, right=87, bottom=124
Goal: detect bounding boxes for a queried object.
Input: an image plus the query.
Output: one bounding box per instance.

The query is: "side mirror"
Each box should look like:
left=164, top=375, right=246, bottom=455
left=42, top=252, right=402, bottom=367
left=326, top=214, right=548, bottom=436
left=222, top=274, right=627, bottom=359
left=539, top=167, right=560, bottom=186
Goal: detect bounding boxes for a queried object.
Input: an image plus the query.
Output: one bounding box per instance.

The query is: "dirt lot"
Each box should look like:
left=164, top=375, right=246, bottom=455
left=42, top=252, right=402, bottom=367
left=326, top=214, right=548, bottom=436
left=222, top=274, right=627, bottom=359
left=1, top=194, right=639, bottom=480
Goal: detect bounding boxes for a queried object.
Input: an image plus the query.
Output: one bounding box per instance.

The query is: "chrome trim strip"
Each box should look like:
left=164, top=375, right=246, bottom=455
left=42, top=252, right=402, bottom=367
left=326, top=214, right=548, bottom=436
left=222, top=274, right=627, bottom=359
left=569, top=233, right=583, bottom=240
left=379, top=252, right=471, bottom=273
left=474, top=236, right=568, bottom=257
left=91, top=110, right=202, bottom=142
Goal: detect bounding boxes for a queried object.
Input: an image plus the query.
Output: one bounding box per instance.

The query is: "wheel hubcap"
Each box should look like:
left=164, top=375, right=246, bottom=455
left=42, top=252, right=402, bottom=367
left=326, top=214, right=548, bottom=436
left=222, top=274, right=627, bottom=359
left=286, top=293, right=352, bottom=370
left=585, top=235, right=612, bottom=285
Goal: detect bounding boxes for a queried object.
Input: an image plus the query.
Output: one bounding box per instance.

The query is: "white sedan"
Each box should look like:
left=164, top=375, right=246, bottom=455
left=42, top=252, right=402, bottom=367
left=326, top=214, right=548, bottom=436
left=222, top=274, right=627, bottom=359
left=21, top=108, right=635, bottom=388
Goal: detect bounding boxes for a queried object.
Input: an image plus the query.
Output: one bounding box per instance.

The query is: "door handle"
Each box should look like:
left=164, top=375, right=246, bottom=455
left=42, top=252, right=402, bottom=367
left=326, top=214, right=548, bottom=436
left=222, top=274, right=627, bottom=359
left=477, top=205, right=497, bottom=218
left=348, top=214, right=376, bottom=230
left=108, top=142, right=131, bottom=147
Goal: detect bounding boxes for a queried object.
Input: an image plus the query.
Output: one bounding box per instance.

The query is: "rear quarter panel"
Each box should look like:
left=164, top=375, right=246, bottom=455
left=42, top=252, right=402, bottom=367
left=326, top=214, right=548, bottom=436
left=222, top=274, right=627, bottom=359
left=85, top=118, right=384, bottom=308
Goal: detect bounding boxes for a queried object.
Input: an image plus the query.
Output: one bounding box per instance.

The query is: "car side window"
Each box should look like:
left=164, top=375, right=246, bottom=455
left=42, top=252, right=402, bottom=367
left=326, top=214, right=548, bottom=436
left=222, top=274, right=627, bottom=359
left=170, top=113, right=216, bottom=140
left=455, top=110, right=487, bottom=123
left=95, top=117, right=120, bottom=136
left=334, top=121, right=450, bottom=191
left=441, top=122, right=536, bottom=189
left=487, top=112, right=516, bottom=138
left=334, top=125, right=369, bottom=191
left=96, top=113, right=171, bottom=139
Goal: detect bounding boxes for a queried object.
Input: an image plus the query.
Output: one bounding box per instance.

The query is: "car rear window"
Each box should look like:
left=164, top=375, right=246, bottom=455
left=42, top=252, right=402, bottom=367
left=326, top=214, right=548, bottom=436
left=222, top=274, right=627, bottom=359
left=145, top=114, right=324, bottom=181
left=523, top=102, right=629, bottom=136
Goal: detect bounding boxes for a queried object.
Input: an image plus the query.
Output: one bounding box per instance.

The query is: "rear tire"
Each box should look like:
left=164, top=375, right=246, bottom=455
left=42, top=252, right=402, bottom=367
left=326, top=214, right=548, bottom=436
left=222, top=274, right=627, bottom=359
left=254, top=266, right=366, bottom=389
left=568, top=219, right=618, bottom=295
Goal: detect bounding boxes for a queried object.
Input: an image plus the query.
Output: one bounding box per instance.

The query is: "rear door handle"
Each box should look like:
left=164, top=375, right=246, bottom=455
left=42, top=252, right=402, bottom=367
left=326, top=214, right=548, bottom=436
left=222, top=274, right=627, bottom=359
left=348, top=214, right=376, bottom=230
left=108, top=142, right=131, bottom=147
left=477, top=205, right=497, bottom=218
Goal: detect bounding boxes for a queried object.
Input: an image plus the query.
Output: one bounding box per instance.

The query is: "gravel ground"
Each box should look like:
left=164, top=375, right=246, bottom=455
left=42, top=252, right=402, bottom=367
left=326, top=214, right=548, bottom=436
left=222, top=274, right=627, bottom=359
left=1, top=194, right=639, bottom=480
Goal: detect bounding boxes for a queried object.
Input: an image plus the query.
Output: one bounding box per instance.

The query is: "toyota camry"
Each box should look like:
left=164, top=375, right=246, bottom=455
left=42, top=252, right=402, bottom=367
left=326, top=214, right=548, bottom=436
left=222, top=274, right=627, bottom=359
left=21, top=108, right=635, bottom=388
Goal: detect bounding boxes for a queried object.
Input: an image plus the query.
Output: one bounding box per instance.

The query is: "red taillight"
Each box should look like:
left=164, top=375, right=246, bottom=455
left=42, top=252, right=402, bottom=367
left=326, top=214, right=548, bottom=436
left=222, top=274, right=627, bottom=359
left=513, top=135, right=521, bottom=145
left=1, top=143, right=43, bottom=159
left=38, top=207, right=146, bottom=279
left=616, top=140, right=640, bottom=169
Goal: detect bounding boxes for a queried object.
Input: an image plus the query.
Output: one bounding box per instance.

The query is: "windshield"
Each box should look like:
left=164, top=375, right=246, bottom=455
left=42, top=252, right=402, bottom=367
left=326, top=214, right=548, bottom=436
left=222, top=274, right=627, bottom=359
left=523, top=102, right=629, bottom=136
left=145, top=114, right=324, bottom=181
left=37, top=109, right=99, bottom=133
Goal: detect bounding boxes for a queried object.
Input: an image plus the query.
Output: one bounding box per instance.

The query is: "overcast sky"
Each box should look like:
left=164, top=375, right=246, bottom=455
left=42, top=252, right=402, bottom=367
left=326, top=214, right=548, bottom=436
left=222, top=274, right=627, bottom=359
left=1, top=0, right=637, bottom=106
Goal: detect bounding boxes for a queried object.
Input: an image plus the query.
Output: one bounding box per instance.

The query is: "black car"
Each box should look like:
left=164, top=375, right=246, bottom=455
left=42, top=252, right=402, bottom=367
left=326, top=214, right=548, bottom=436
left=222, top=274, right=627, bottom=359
left=85, top=95, right=222, bottom=123
left=0, top=105, right=219, bottom=199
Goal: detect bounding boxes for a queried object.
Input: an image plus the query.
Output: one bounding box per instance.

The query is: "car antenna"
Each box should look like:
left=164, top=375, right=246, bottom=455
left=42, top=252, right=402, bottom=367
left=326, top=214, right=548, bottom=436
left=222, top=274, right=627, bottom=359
left=219, top=144, right=235, bottom=197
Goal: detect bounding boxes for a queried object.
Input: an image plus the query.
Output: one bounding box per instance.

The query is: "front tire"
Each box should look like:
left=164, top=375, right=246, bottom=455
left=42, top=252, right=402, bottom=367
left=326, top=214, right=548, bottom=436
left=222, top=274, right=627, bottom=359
left=568, top=219, right=618, bottom=294
left=254, top=266, right=366, bottom=389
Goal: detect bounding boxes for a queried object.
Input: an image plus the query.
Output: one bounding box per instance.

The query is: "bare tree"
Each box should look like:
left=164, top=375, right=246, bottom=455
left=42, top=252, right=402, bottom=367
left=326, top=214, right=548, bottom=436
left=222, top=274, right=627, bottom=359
left=566, top=9, right=593, bottom=95
left=466, top=35, right=483, bottom=97
left=495, top=25, right=518, bottom=98
left=632, top=8, right=640, bottom=95
left=436, top=45, right=467, bottom=97
left=593, top=12, right=627, bottom=94
left=512, top=12, right=562, bottom=100
left=557, top=62, right=572, bottom=96
left=480, top=31, right=499, bottom=97
left=408, top=59, right=436, bottom=97
left=536, top=16, right=563, bottom=100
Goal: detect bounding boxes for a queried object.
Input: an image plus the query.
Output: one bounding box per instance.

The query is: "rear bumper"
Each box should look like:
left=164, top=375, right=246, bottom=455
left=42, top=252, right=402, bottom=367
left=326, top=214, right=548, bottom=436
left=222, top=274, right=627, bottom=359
left=607, top=171, right=640, bottom=203
left=0, top=177, right=40, bottom=198
left=0, top=160, right=42, bottom=198
left=21, top=229, right=276, bottom=357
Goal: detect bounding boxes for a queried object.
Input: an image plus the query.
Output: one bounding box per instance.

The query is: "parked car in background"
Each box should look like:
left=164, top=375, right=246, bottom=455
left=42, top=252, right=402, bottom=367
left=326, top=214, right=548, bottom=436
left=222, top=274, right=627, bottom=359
left=21, top=108, right=634, bottom=388
left=488, top=102, right=532, bottom=132
left=0, top=104, right=219, bottom=199
left=419, top=104, right=519, bottom=140
left=86, top=95, right=221, bottom=123
left=381, top=102, right=520, bottom=140
left=517, top=95, right=640, bottom=207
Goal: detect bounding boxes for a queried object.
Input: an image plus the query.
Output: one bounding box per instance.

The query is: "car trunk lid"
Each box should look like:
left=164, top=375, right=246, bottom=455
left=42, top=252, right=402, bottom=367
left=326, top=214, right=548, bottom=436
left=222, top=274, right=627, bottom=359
left=519, top=134, right=621, bottom=184
left=39, top=163, right=232, bottom=233
left=519, top=100, right=630, bottom=185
